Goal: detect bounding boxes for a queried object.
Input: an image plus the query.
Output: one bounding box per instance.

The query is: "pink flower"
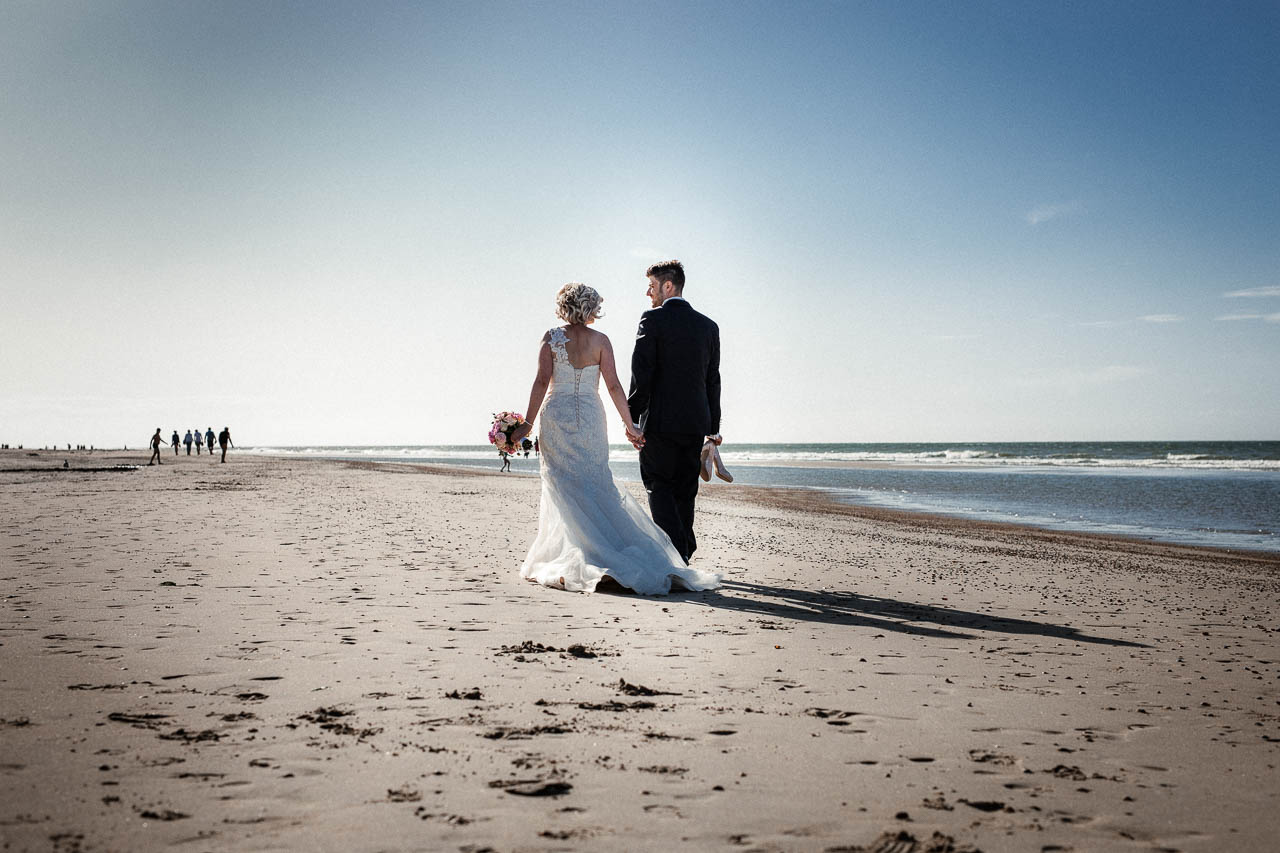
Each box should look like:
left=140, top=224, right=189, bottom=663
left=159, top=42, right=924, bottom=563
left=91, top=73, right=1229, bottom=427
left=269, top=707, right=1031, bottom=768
left=488, top=410, right=526, bottom=449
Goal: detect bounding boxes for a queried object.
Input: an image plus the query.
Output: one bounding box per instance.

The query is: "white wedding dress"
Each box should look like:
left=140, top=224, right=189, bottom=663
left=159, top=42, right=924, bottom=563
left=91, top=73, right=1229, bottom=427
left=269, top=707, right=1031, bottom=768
left=520, top=327, right=721, bottom=595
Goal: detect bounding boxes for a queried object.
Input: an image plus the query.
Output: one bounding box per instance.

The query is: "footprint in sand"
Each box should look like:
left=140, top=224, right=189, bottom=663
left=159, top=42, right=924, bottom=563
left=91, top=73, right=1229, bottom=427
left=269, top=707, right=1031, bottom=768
left=642, top=804, right=683, bottom=818
left=967, top=749, right=1018, bottom=767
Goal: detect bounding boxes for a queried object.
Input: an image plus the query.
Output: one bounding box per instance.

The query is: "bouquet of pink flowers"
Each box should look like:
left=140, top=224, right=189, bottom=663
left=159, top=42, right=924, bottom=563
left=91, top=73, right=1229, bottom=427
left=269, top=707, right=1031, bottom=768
left=488, top=411, right=526, bottom=454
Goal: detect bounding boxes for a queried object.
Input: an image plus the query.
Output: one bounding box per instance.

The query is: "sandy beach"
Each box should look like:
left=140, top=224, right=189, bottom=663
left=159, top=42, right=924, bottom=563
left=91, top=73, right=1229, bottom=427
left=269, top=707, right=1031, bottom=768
left=2, top=449, right=1278, bottom=853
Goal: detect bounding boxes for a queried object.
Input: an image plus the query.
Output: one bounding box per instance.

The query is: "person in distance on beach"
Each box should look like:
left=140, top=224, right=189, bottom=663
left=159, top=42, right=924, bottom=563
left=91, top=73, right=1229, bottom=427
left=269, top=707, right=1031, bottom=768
left=148, top=428, right=163, bottom=465
left=218, top=427, right=233, bottom=463
left=205, top=428, right=215, bottom=455
left=183, top=429, right=193, bottom=455
left=171, top=430, right=180, bottom=455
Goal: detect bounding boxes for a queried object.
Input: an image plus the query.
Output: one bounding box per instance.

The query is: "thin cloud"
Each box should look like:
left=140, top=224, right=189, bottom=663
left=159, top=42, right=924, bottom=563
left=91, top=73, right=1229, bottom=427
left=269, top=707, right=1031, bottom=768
left=1223, top=286, right=1280, bottom=298
left=1026, top=201, right=1082, bottom=226
left=1217, top=312, right=1280, bottom=323
left=1076, top=320, right=1125, bottom=328
left=1139, top=314, right=1183, bottom=324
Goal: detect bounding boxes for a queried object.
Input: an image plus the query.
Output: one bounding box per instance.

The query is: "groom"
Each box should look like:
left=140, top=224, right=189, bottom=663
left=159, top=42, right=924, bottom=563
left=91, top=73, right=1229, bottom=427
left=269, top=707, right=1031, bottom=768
left=628, top=260, right=721, bottom=564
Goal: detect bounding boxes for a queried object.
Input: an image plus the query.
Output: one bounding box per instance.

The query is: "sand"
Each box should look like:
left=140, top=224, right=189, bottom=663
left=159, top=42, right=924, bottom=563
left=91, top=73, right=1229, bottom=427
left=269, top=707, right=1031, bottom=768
left=2, top=448, right=1278, bottom=853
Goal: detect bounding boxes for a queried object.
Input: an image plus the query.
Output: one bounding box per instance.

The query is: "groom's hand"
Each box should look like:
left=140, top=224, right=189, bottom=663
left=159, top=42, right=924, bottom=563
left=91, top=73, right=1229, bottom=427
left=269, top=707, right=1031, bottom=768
left=625, top=422, right=645, bottom=449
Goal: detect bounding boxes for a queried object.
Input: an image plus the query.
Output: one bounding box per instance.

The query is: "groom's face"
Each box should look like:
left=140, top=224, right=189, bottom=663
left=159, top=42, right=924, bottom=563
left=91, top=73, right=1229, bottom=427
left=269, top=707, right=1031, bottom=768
left=646, top=275, right=666, bottom=308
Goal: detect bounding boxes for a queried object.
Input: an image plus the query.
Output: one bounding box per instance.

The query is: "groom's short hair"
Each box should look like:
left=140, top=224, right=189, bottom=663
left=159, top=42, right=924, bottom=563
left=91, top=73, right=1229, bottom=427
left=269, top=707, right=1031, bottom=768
left=646, top=260, right=685, bottom=292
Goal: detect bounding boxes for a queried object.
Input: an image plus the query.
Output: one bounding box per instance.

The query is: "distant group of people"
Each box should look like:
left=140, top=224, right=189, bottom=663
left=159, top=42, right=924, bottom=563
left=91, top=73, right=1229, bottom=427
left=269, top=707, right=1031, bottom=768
left=149, top=426, right=233, bottom=465
left=499, top=436, right=538, bottom=472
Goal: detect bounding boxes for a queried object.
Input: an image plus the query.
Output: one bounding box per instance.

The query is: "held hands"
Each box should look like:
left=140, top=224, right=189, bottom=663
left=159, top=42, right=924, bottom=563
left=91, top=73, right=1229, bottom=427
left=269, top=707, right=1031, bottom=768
left=624, top=422, right=645, bottom=450
left=705, top=433, right=723, bottom=446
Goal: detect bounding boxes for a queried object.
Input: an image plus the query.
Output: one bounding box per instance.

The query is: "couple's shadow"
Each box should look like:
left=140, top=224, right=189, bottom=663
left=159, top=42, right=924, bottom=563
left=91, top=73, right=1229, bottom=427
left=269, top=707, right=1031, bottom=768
left=638, top=578, right=1145, bottom=647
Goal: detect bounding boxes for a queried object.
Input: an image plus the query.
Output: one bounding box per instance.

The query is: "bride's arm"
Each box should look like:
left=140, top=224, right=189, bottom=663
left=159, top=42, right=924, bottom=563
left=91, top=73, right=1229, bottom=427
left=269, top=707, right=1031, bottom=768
left=599, top=336, right=642, bottom=443
left=510, top=335, right=552, bottom=445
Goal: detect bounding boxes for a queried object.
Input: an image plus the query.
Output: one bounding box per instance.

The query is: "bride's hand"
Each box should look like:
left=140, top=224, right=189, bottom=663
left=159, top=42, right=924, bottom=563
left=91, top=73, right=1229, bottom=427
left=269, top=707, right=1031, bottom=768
left=624, top=422, right=644, bottom=448
left=510, top=423, right=532, bottom=445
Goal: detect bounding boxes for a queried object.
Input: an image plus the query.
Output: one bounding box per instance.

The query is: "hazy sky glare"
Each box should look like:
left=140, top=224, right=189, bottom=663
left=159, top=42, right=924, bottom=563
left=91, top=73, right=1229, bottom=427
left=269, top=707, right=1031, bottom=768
left=1, top=1, right=1277, bottom=447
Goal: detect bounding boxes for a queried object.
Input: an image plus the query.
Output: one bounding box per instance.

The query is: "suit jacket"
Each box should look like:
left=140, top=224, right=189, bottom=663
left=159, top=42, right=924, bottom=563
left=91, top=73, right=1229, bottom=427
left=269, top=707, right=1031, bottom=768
left=628, top=299, right=721, bottom=436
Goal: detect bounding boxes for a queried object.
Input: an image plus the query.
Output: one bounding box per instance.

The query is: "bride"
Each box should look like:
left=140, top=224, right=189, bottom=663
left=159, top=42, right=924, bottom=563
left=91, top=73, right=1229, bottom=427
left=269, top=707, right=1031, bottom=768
left=509, top=283, right=720, bottom=595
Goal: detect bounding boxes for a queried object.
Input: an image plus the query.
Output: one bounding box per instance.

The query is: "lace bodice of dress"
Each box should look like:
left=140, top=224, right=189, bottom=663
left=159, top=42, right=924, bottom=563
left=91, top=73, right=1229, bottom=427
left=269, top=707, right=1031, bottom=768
left=547, top=327, right=600, bottom=397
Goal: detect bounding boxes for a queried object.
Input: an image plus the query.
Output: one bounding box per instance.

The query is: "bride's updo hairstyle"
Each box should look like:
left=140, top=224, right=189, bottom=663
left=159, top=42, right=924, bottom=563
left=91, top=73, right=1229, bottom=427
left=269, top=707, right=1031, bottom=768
left=555, top=282, right=604, bottom=325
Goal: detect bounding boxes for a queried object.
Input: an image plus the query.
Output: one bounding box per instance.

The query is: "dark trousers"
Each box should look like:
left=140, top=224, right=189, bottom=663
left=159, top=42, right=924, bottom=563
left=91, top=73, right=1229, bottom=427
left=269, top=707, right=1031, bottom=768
left=639, top=432, right=704, bottom=563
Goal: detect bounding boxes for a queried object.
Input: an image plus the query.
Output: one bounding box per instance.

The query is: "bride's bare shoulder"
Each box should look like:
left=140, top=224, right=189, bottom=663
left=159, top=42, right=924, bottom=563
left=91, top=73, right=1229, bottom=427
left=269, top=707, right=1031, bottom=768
left=586, top=327, right=615, bottom=353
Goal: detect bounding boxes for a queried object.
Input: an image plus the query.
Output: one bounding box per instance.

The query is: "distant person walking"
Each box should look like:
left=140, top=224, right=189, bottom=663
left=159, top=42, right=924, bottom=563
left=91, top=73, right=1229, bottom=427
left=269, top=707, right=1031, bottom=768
left=218, top=427, right=234, bottom=463
left=193, top=428, right=202, bottom=454
left=205, top=428, right=215, bottom=455
left=499, top=450, right=511, bottom=472
left=183, top=430, right=194, bottom=455
left=171, top=430, right=180, bottom=455
left=148, top=429, right=164, bottom=465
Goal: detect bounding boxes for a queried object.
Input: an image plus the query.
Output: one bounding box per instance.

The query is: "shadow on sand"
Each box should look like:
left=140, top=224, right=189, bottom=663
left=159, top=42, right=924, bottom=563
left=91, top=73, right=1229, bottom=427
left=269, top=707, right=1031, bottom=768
left=665, top=579, right=1146, bottom=648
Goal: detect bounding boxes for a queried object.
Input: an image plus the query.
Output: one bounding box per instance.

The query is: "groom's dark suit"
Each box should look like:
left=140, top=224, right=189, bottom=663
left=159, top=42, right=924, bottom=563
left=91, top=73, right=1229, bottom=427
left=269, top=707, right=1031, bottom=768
left=628, top=298, right=721, bottom=563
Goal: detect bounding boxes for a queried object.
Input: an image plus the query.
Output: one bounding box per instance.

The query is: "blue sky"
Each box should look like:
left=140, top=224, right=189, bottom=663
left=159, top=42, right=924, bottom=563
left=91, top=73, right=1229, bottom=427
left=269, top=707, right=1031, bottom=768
left=1, top=1, right=1277, bottom=446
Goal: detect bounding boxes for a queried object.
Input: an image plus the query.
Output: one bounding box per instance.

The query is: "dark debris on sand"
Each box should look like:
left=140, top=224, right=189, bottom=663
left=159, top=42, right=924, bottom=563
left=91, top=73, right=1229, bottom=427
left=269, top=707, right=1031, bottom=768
left=106, top=712, right=171, bottom=729
left=488, top=778, right=573, bottom=797
left=576, top=700, right=657, bottom=712
left=496, top=640, right=612, bottom=661
left=826, top=829, right=982, bottom=853
left=158, top=728, right=224, bottom=743
left=296, top=706, right=382, bottom=740
left=386, top=786, right=422, bottom=803
left=481, top=724, right=573, bottom=740
left=616, top=679, right=680, bottom=696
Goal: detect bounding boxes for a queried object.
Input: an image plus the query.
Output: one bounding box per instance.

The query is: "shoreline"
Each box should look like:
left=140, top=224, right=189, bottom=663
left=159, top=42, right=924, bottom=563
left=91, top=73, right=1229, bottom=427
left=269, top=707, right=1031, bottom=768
left=7, top=448, right=1278, bottom=563
left=726, top=482, right=1280, bottom=567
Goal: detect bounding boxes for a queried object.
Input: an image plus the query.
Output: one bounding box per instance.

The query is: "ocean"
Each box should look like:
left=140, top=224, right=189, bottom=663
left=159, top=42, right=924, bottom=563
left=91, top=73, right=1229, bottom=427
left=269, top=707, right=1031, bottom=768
left=244, top=442, right=1280, bottom=554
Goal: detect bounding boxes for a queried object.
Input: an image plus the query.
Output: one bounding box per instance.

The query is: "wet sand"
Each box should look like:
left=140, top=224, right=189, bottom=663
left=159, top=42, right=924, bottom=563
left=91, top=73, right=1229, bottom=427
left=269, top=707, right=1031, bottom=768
left=2, top=449, right=1278, bottom=852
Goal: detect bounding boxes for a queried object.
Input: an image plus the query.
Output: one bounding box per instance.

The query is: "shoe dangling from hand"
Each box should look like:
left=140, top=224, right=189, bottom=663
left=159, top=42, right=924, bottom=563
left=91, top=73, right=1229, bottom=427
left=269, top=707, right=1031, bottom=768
left=700, top=440, right=714, bottom=482
left=710, top=442, right=733, bottom=483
